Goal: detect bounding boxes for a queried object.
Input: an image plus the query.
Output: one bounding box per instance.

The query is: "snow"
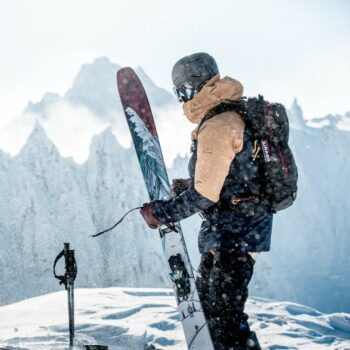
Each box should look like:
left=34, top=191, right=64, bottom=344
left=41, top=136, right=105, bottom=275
left=0, top=287, right=349, bottom=350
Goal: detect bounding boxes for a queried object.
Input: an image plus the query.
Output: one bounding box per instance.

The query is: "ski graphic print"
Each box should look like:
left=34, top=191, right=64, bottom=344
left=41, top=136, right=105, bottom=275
left=117, top=67, right=214, bottom=350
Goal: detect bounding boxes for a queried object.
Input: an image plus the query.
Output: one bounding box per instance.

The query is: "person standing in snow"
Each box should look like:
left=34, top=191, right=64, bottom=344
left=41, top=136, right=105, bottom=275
left=140, top=52, right=273, bottom=350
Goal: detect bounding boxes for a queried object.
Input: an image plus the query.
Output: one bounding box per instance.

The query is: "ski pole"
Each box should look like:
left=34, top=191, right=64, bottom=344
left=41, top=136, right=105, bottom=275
left=53, top=243, right=78, bottom=348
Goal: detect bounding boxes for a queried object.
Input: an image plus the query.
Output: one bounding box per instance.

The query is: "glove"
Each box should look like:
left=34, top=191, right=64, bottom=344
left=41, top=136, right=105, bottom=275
left=171, top=178, right=192, bottom=197
left=140, top=203, right=161, bottom=229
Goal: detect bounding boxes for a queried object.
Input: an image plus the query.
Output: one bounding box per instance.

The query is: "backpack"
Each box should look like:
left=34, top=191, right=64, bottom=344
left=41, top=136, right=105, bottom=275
left=200, top=95, right=298, bottom=213
left=245, top=95, right=298, bottom=212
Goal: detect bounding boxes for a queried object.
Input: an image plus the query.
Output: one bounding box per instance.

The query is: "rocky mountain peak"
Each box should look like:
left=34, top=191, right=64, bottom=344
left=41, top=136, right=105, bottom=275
left=17, top=121, right=60, bottom=162
left=288, top=98, right=307, bottom=129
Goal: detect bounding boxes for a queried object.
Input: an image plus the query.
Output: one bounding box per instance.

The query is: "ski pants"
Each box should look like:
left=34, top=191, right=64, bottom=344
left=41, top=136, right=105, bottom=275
left=196, top=249, right=260, bottom=350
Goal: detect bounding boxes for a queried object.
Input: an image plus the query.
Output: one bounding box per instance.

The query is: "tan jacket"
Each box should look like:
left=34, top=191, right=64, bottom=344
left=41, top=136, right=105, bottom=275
left=183, top=75, right=245, bottom=202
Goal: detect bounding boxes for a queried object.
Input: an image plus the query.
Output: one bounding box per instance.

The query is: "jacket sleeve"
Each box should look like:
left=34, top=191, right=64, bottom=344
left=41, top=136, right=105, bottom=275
left=151, top=112, right=244, bottom=224
left=194, top=112, right=244, bottom=202
left=152, top=187, right=214, bottom=224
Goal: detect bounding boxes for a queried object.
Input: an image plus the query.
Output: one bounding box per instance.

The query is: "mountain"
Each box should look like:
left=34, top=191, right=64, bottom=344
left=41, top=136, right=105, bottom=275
left=0, top=124, right=168, bottom=306
left=24, top=57, right=176, bottom=121
left=0, top=57, right=178, bottom=162
left=307, top=111, right=350, bottom=131
left=0, top=287, right=349, bottom=350
left=287, top=98, right=307, bottom=129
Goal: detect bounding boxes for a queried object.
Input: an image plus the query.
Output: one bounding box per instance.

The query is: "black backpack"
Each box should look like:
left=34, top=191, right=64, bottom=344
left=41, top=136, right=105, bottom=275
left=202, top=96, right=298, bottom=213
left=245, top=95, right=298, bottom=212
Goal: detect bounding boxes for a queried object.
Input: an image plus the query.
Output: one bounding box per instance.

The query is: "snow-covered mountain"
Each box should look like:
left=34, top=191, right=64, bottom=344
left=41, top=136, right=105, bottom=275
left=288, top=98, right=307, bottom=130
left=307, top=111, right=350, bottom=131
left=0, top=57, right=178, bottom=163
left=24, top=57, right=175, bottom=121
left=0, top=57, right=349, bottom=317
left=0, top=287, right=349, bottom=350
left=0, top=123, right=168, bottom=306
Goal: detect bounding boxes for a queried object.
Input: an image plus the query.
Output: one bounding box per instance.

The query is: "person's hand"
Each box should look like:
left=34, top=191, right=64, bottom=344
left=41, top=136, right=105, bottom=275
left=171, top=178, right=191, bottom=196
left=140, top=203, right=161, bottom=229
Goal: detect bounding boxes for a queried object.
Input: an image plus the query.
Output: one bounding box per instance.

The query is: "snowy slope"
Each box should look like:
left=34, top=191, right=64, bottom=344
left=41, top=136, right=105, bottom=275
left=0, top=287, right=349, bottom=350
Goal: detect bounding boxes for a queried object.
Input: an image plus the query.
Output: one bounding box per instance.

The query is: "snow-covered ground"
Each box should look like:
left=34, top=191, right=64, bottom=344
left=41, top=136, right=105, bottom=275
left=0, top=287, right=349, bottom=350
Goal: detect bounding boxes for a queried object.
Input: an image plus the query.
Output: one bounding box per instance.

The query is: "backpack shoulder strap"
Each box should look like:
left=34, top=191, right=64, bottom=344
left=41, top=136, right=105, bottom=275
left=196, top=114, right=214, bottom=139
left=196, top=100, right=247, bottom=139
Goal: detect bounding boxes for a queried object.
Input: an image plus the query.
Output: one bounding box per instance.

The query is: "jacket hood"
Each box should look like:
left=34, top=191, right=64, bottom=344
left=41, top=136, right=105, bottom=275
left=183, top=75, right=244, bottom=124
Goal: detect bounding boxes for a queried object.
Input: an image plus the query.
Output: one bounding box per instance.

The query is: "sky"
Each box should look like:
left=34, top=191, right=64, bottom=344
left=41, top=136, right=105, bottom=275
left=0, top=0, right=349, bottom=131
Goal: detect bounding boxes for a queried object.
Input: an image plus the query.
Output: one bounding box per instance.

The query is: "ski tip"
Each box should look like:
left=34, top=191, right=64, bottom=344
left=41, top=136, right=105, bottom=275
left=117, top=66, right=134, bottom=79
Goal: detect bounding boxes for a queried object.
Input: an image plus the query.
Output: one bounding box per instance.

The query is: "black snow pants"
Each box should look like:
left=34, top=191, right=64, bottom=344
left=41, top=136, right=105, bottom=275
left=196, top=249, right=261, bottom=350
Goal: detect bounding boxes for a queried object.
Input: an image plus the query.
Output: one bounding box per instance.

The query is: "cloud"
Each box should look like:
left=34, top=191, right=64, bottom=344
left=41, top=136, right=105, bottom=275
left=0, top=112, right=36, bottom=156
left=154, top=105, right=194, bottom=167
left=0, top=99, right=194, bottom=166
left=41, top=101, right=111, bottom=162
left=0, top=101, right=110, bottom=163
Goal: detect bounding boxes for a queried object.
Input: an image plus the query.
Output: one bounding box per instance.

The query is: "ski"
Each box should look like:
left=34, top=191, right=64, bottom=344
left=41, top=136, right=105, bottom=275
left=116, top=67, right=214, bottom=350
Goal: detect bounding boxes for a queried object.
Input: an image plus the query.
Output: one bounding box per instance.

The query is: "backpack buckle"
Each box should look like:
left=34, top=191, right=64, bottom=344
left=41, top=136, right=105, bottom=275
left=231, top=196, right=258, bottom=205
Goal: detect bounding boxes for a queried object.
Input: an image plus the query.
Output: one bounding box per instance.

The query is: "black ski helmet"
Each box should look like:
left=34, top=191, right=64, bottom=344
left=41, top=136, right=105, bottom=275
left=172, top=52, right=219, bottom=102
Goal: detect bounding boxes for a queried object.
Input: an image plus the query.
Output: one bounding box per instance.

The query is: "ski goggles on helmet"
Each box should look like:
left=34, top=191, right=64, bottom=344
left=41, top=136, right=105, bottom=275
left=173, top=85, right=197, bottom=103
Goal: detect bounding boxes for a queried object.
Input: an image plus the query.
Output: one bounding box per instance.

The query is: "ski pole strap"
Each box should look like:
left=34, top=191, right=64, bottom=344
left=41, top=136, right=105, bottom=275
left=92, top=206, right=179, bottom=238
left=92, top=206, right=143, bottom=238
left=53, top=243, right=77, bottom=290
left=53, top=249, right=66, bottom=287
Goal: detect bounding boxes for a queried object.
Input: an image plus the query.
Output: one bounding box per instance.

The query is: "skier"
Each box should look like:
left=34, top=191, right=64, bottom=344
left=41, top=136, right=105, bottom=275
left=140, top=52, right=274, bottom=350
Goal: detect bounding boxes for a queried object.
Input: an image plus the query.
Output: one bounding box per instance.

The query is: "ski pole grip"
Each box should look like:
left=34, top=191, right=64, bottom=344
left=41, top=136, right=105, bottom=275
left=53, top=243, right=77, bottom=289
left=66, top=248, right=77, bottom=282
